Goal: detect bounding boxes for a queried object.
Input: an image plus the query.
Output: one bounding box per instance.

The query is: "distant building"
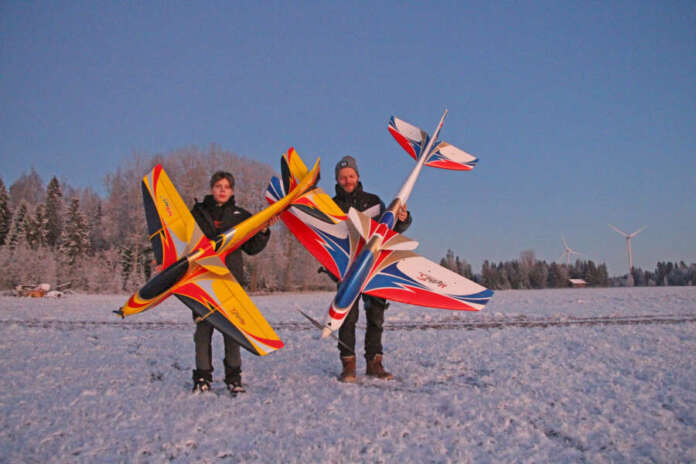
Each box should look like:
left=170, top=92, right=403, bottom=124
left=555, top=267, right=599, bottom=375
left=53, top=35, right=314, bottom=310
left=568, top=278, right=587, bottom=288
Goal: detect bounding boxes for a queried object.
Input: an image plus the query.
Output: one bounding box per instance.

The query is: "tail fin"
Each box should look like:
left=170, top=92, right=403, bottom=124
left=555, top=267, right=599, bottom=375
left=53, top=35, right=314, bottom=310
left=142, top=165, right=208, bottom=267
left=142, top=164, right=228, bottom=275
left=388, top=116, right=478, bottom=171
left=281, top=147, right=311, bottom=194
left=266, top=147, right=321, bottom=204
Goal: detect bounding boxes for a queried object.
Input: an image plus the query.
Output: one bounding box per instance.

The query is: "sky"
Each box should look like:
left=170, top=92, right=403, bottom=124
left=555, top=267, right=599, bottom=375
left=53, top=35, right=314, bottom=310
left=1, top=0, right=694, bottom=277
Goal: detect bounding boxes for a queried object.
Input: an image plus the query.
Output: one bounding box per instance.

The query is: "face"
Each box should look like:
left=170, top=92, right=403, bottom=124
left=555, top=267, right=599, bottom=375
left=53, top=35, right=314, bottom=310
left=337, top=167, right=359, bottom=193
left=212, top=178, right=233, bottom=204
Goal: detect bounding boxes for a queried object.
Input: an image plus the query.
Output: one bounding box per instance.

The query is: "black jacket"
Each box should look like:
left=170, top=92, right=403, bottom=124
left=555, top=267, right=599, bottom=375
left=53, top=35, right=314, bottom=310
left=333, top=182, right=412, bottom=234
left=191, top=194, right=270, bottom=284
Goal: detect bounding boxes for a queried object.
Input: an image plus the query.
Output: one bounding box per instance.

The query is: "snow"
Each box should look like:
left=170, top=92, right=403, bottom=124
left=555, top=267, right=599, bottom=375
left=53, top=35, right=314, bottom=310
left=1, top=287, right=695, bottom=462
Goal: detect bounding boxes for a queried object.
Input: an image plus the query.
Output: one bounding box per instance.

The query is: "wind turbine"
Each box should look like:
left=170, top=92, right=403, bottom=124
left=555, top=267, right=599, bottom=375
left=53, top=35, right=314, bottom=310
left=559, top=235, right=582, bottom=266
left=609, top=224, right=646, bottom=272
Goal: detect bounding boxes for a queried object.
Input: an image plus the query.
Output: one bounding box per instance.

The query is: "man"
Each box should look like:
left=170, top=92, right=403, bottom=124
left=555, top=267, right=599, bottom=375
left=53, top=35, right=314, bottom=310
left=332, top=156, right=411, bottom=382
left=190, top=170, right=275, bottom=394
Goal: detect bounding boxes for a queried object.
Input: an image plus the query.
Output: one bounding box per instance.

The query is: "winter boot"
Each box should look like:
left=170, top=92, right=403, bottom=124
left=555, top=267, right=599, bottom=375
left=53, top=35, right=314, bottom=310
left=225, top=370, right=246, bottom=395
left=339, top=355, right=357, bottom=383
left=366, top=354, right=394, bottom=380
left=192, top=369, right=212, bottom=393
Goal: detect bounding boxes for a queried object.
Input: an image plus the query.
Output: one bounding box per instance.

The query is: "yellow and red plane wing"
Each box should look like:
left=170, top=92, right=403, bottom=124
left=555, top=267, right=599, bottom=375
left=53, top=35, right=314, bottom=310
left=172, top=266, right=284, bottom=356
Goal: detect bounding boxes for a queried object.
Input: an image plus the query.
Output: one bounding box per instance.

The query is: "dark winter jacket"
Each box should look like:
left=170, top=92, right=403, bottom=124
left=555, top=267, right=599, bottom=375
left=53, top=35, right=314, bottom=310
left=191, top=194, right=270, bottom=284
left=332, top=182, right=411, bottom=314
left=333, top=182, right=412, bottom=234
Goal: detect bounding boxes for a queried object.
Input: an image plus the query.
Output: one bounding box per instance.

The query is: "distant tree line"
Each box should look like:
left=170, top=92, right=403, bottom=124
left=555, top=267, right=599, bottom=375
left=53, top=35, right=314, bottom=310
left=439, top=249, right=695, bottom=290
left=625, top=261, right=696, bottom=287
left=1, top=147, right=694, bottom=294
left=0, top=145, right=333, bottom=293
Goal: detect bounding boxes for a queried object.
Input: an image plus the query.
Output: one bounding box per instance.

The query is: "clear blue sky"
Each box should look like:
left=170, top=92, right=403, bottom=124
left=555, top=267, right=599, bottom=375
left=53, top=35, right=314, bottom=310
left=2, top=0, right=695, bottom=276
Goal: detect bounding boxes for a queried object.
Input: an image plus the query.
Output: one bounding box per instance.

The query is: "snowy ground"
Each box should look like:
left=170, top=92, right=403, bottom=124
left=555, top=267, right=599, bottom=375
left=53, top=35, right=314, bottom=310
left=1, top=287, right=695, bottom=463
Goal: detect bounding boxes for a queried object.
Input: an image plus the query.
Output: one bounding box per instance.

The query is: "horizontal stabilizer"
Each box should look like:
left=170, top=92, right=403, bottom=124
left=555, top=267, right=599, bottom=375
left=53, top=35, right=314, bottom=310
left=388, top=115, right=478, bottom=170
left=388, top=116, right=429, bottom=160
left=426, top=141, right=478, bottom=171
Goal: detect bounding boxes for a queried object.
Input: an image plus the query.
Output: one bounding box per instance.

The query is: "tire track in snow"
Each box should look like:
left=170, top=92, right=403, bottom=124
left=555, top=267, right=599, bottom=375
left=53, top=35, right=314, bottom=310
left=2, top=313, right=695, bottom=331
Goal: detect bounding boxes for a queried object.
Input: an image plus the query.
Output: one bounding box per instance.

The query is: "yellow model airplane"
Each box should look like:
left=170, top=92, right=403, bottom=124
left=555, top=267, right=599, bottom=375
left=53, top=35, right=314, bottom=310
left=115, top=148, right=320, bottom=356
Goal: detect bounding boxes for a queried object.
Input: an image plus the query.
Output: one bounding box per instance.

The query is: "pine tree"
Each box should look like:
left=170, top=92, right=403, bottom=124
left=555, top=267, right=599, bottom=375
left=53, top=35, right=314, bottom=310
left=596, top=263, right=609, bottom=286
left=45, top=177, right=64, bottom=248
left=455, top=256, right=473, bottom=279
left=481, top=260, right=497, bottom=289
left=60, top=198, right=90, bottom=265
left=584, top=260, right=598, bottom=286
left=441, top=249, right=456, bottom=272
left=88, top=202, right=107, bottom=252
left=529, top=261, right=549, bottom=289
left=35, top=203, right=50, bottom=247
left=0, top=178, right=11, bottom=246
left=24, top=204, right=41, bottom=248
left=548, top=262, right=568, bottom=288
left=6, top=201, right=29, bottom=250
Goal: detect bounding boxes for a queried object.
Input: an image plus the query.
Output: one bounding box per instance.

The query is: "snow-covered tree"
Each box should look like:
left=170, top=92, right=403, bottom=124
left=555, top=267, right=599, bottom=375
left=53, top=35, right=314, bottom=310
left=45, top=177, right=64, bottom=248
left=0, top=178, right=11, bottom=246
left=34, top=203, right=50, bottom=247
left=529, top=261, right=549, bottom=289
left=0, top=242, right=57, bottom=289
left=440, top=249, right=456, bottom=272
left=547, top=262, right=569, bottom=288
left=88, top=202, right=107, bottom=252
left=24, top=203, right=42, bottom=248
left=60, top=198, right=90, bottom=265
left=6, top=201, right=29, bottom=250
left=455, top=256, right=473, bottom=279
left=9, top=168, right=44, bottom=208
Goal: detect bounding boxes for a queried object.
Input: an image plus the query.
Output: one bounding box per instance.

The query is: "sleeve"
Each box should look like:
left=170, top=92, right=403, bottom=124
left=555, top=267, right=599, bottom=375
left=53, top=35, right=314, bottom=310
left=242, top=228, right=271, bottom=256
left=237, top=207, right=271, bottom=256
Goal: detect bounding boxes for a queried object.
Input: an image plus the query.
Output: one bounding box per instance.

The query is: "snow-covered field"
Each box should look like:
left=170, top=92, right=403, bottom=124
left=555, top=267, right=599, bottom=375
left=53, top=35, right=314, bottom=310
left=1, top=287, right=695, bottom=463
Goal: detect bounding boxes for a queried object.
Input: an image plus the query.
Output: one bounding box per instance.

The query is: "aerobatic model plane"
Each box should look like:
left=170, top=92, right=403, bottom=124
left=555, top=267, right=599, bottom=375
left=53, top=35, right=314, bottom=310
left=266, top=111, right=493, bottom=338
left=115, top=151, right=320, bottom=356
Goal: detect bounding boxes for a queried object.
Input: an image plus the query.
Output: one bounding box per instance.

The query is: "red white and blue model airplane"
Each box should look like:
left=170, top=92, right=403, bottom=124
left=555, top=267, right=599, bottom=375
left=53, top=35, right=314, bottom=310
left=266, top=110, right=493, bottom=338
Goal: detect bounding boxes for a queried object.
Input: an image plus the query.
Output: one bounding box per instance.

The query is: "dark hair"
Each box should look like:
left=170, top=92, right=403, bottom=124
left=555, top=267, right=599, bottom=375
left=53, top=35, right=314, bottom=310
left=209, top=171, right=235, bottom=189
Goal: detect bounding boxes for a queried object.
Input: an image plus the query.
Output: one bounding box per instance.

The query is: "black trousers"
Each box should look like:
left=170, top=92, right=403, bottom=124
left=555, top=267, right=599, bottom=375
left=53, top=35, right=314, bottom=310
left=193, top=320, right=241, bottom=379
left=338, top=294, right=388, bottom=359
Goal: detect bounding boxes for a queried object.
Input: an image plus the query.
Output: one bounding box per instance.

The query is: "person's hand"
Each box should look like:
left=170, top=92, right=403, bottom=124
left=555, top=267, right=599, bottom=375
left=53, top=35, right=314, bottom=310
left=397, top=204, right=408, bottom=222
left=263, top=216, right=280, bottom=232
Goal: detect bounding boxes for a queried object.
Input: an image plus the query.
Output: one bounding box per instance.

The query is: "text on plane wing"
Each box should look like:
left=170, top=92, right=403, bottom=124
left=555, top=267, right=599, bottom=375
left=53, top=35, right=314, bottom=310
left=417, top=272, right=447, bottom=288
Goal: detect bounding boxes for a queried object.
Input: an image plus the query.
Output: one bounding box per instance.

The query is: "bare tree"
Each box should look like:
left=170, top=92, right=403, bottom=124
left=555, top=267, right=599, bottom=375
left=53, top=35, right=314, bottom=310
left=9, top=168, right=44, bottom=208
